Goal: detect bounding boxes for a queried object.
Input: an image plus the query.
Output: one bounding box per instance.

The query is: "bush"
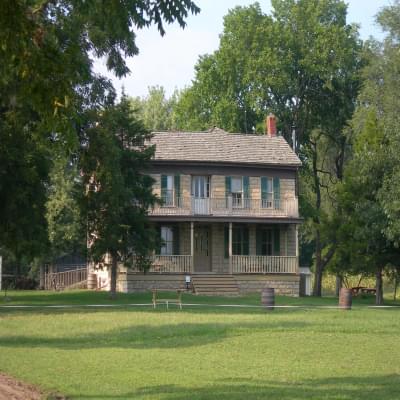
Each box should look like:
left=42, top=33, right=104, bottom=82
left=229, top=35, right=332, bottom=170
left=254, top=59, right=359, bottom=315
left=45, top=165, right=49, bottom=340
left=2, top=277, right=38, bottom=290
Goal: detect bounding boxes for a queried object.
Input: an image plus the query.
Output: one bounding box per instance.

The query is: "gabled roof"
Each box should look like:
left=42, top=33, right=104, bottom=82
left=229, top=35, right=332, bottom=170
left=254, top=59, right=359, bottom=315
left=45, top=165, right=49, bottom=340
left=149, top=127, right=302, bottom=168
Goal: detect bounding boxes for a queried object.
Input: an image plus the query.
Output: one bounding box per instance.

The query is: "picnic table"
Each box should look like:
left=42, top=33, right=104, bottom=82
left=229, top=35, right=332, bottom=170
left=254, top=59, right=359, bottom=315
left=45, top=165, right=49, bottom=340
left=350, top=286, right=376, bottom=296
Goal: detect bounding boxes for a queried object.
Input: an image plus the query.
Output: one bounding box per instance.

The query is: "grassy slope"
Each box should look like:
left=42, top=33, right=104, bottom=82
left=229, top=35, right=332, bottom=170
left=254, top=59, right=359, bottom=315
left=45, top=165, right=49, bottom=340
left=0, top=291, right=400, bottom=399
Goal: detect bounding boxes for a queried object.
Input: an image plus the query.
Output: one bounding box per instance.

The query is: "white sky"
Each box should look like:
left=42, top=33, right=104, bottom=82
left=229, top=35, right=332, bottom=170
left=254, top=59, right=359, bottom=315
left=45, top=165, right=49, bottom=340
left=94, top=0, right=389, bottom=98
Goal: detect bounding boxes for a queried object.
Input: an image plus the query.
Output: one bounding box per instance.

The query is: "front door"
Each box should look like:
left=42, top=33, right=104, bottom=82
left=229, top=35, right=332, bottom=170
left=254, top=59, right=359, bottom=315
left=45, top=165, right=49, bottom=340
left=194, top=226, right=211, bottom=272
left=192, top=176, right=210, bottom=214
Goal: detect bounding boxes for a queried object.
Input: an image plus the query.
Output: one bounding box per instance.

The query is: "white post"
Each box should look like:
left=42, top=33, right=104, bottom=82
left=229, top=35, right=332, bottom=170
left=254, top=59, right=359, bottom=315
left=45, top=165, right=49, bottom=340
left=229, top=222, right=233, bottom=274
left=190, top=221, right=194, bottom=272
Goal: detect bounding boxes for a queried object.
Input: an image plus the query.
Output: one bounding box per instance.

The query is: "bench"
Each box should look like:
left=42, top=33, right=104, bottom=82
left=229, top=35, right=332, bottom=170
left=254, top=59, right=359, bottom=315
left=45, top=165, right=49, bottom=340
left=152, top=289, right=183, bottom=310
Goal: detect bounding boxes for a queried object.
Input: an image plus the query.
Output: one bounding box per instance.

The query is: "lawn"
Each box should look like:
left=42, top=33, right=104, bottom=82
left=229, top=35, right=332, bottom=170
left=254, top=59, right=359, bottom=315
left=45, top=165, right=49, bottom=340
left=0, top=290, right=400, bottom=399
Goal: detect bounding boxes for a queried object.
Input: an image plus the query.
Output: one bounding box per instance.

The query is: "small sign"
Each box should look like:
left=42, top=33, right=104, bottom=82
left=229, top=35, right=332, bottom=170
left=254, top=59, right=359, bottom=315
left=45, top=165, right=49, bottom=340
left=185, top=275, right=191, bottom=283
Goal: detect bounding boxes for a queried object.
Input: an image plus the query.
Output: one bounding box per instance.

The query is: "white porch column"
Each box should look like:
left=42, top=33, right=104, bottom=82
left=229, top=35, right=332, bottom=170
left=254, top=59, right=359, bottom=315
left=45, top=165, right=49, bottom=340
left=229, top=222, right=233, bottom=274
left=190, top=221, right=194, bottom=272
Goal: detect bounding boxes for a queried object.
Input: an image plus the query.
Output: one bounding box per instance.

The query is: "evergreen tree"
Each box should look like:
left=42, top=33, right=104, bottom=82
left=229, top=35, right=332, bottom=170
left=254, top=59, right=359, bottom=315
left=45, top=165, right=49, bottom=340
left=80, top=95, right=158, bottom=298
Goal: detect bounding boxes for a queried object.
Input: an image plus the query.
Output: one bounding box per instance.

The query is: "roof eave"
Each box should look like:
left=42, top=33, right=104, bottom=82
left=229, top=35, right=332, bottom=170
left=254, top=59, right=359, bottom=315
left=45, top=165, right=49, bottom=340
left=150, top=159, right=302, bottom=170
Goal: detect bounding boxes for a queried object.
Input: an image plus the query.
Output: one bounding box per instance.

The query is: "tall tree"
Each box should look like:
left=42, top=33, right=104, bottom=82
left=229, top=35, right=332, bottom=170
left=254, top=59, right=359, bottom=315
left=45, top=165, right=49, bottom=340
left=0, top=0, right=199, bottom=267
left=333, top=1, right=400, bottom=304
left=173, top=0, right=363, bottom=295
left=45, top=152, right=85, bottom=259
left=130, top=86, right=180, bottom=131
left=81, top=95, right=158, bottom=298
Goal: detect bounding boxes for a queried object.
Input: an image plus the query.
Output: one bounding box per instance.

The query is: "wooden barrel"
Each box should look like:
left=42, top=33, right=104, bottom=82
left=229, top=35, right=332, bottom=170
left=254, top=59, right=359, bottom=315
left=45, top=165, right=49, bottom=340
left=261, top=287, right=275, bottom=311
left=87, top=273, right=97, bottom=290
left=339, top=288, right=352, bottom=310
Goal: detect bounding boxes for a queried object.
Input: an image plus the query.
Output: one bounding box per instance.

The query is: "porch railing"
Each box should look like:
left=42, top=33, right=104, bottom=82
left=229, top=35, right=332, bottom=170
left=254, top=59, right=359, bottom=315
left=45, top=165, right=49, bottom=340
left=129, top=255, right=297, bottom=274
left=132, top=255, right=193, bottom=273
left=150, top=196, right=298, bottom=218
left=44, top=268, right=87, bottom=290
left=232, top=255, right=298, bottom=274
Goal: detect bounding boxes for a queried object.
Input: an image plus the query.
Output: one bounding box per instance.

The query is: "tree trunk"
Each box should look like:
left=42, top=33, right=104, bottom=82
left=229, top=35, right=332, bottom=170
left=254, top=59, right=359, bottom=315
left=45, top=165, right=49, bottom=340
left=375, top=267, right=383, bottom=305
left=313, top=229, right=323, bottom=296
left=394, top=275, right=398, bottom=301
left=335, top=275, right=342, bottom=297
left=109, top=252, right=118, bottom=300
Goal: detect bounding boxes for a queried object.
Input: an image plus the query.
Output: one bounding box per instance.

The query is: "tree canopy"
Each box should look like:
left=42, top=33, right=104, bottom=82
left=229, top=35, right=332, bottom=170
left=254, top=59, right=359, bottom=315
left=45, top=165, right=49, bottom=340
left=0, top=0, right=199, bottom=272
left=173, top=0, right=363, bottom=295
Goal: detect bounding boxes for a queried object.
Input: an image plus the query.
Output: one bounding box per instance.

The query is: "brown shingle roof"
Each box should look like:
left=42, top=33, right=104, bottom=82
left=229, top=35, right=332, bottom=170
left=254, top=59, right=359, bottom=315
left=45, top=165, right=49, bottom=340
left=149, top=128, right=301, bottom=167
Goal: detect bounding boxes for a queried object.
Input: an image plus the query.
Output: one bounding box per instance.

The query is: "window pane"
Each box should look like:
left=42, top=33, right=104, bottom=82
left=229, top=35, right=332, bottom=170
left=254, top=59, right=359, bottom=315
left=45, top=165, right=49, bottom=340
left=231, top=177, right=242, bottom=193
left=166, top=176, right=173, bottom=190
left=161, top=226, right=173, bottom=255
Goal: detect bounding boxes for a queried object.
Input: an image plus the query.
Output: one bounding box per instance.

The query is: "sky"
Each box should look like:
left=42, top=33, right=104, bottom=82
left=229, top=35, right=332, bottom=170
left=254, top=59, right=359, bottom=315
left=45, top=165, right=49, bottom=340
left=94, top=0, right=390, bottom=99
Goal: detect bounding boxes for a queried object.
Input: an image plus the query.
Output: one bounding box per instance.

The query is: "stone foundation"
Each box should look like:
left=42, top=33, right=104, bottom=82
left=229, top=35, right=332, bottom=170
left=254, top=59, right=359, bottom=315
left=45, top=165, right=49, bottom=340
left=119, top=272, right=299, bottom=296
left=235, top=274, right=300, bottom=296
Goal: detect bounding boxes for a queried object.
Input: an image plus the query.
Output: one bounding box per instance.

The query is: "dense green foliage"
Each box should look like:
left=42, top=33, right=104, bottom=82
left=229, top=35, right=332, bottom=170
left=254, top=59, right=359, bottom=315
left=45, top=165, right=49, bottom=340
left=173, top=0, right=363, bottom=295
left=331, top=2, right=400, bottom=304
left=80, top=96, right=159, bottom=297
left=0, top=291, right=399, bottom=399
left=0, top=0, right=199, bottom=276
left=130, top=86, right=181, bottom=131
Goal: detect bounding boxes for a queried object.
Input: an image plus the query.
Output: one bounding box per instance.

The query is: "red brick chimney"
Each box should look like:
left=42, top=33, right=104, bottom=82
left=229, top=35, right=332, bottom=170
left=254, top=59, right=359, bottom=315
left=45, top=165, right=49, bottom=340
left=265, top=114, right=277, bottom=137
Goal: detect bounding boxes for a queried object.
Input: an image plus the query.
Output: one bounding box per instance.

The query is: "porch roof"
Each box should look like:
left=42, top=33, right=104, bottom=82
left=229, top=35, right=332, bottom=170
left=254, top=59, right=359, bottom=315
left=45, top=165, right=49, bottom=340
left=149, top=215, right=303, bottom=224
left=149, top=128, right=301, bottom=168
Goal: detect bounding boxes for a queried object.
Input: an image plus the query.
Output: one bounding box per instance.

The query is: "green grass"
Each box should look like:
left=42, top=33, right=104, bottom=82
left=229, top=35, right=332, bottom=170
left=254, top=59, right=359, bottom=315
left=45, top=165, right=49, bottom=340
left=0, top=290, right=400, bottom=399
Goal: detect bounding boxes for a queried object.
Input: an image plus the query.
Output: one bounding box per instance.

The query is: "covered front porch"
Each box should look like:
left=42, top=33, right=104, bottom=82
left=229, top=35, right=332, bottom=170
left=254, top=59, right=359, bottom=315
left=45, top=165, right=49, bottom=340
left=132, top=221, right=299, bottom=275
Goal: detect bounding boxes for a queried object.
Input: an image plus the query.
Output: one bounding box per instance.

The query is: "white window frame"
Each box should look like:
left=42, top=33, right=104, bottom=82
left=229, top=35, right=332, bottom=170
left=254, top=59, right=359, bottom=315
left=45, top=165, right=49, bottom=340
left=191, top=176, right=210, bottom=199
left=261, top=177, right=274, bottom=209
left=231, top=176, right=243, bottom=208
left=162, top=175, right=175, bottom=207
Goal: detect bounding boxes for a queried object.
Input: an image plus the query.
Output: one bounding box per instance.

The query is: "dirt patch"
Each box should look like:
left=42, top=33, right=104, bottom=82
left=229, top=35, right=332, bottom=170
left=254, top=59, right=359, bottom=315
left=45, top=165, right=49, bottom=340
left=0, top=373, right=66, bottom=400
left=0, top=372, right=44, bottom=400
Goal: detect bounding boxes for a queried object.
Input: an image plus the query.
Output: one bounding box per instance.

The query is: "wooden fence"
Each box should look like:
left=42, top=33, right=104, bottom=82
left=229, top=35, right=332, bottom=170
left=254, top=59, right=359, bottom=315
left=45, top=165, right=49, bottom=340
left=44, top=268, right=87, bottom=290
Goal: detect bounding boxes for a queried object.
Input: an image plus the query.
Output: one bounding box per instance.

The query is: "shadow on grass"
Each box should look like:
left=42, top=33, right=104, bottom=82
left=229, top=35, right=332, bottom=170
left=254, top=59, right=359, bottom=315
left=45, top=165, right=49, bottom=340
left=74, top=375, right=400, bottom=400
left=0, top=319, right=307, bottom=350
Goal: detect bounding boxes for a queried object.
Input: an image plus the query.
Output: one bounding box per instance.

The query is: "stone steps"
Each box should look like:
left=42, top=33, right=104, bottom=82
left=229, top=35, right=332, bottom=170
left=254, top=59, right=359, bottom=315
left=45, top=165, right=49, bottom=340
left=192, top=274, right=239, bottom=296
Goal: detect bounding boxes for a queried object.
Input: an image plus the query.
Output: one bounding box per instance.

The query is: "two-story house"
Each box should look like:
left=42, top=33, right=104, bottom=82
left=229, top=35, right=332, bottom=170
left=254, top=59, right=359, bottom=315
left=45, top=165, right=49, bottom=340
left=115, top=115, right=302, bottom=296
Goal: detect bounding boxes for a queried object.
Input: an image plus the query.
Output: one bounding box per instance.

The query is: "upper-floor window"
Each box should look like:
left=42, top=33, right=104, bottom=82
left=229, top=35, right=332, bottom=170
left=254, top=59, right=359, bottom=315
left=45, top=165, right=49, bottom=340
left=191, top=176, right=210, bottom=198
left=225, top=176, right=250, bottom=208
left=261, top=177, right=280, bottom=209
left=161, top=174, right=180, bottom=207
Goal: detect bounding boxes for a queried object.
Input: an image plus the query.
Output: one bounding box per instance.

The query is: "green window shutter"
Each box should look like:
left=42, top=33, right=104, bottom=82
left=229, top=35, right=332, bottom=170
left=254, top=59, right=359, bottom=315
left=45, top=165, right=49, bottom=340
left=161, top=174, right=168, bottom=199
left=224, top=225, right=229, bottom=258
left=243, top=227, right=249, bottom=255
left=256, top=227, right=262, bottom=255
left=225, top=176, right=231, bottom=195
left=261, top=177, right=268, bottom=201
left=173, top=225, right=180, bottom=255
left=273, top=177, right=280, bottom=209
left=273, top=226, right=280, bottom=255
left=243, top=176, right=250, bottom=198
left=174, top=174, right=180, bottom=205
left=225, top=176, right=232, bottom=207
